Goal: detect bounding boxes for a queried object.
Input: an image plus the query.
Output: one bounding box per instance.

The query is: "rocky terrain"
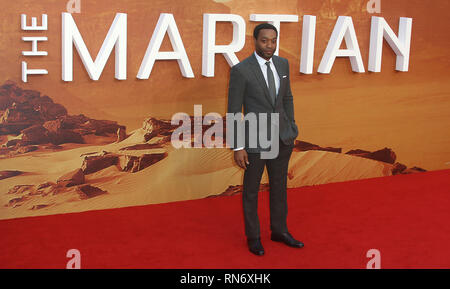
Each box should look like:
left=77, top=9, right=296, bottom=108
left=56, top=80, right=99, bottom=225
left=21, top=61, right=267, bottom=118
left=213, top=142, right=427, bottom=198
left=0, top=81, right=428, bottom=218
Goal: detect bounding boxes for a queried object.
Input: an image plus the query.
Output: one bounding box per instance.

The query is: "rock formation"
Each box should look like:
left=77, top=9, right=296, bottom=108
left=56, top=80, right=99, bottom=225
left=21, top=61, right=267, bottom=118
left=0, top=81, right=126, bottom=156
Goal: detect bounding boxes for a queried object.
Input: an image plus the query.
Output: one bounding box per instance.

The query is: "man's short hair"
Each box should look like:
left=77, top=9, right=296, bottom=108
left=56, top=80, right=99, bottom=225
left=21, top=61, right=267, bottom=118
left=253, top=23, right=278, bottom=39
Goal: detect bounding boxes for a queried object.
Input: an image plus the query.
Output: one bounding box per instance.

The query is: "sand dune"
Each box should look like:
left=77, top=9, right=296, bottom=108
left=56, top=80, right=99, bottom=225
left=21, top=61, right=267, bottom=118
left=0, top=127, right=396, bottom=220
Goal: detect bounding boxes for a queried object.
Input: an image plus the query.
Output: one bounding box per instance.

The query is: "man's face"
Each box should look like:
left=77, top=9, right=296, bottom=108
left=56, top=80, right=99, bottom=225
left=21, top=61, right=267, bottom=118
left=254, top=29, right=277, bottom=60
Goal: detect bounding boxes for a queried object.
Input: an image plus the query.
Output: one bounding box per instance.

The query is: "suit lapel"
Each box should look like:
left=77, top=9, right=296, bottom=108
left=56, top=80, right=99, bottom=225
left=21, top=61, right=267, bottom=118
left=272, top=56, right=285, bottom=107
left=272, top=56, right=284, bottom=87
left=249, top=53, right=275, bottom=109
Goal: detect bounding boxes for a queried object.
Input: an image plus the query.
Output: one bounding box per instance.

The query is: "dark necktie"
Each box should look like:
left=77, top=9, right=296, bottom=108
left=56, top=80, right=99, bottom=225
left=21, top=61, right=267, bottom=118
left=265, top=61, right=276, bottom=105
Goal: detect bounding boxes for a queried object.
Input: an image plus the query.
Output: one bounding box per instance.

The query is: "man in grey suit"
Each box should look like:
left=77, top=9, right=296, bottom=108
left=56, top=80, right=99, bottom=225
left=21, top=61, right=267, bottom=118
left=227, top=23, right=304, bottom=256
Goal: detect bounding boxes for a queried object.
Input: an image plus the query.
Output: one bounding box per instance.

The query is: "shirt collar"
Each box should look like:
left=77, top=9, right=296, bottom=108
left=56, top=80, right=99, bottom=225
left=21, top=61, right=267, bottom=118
left=254, top=51, right=273, bottom=66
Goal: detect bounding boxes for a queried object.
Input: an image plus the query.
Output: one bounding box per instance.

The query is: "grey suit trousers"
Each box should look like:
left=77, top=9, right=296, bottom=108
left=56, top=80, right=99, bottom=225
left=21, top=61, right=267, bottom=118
left=242, top=138, right=294, bottom=239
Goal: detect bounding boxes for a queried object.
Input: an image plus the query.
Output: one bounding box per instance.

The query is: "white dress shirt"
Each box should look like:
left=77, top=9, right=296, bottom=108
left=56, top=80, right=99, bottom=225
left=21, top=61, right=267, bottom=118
left=253, top=51, right=280, bottom=95
left=233, top=51, right=280, bottom=151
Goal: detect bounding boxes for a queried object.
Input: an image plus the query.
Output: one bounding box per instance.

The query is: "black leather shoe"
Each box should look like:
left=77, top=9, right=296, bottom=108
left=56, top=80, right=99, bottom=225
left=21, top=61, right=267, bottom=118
left=271, top=232, right=304, bottom=248
left=247, top=237, right=264, bottom=256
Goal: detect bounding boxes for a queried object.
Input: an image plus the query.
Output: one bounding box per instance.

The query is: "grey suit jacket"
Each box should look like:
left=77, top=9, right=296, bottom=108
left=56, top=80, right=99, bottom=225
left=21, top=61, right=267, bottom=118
left=227, top=53, right=299, bottom=153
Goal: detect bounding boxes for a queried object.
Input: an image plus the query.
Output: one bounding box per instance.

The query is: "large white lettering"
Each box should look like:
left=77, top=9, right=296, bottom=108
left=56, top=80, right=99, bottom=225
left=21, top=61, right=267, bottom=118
left=318, top=16, right=365, bottom=74
left=25, top=12, right=413, bottom=83
left=202, top=14, right=246, bottom=77
left=62, top=12, right=127, bottom=81
left=137, top=13, right=194, bottom=79
left=368, top=16, right=413, bottom=72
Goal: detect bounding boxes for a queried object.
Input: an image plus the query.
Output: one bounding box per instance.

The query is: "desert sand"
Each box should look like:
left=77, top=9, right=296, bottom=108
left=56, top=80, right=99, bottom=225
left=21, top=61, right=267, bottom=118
left=0, top=125, right=396, bottom=220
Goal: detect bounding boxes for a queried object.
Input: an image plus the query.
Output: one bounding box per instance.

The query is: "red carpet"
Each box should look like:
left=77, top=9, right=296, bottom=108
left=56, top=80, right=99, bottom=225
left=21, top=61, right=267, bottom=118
left=1, top=169, right=449, bottom=269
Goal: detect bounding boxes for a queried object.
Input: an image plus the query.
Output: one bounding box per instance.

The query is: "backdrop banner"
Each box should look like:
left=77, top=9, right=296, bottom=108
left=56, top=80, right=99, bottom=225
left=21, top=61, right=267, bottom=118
left=1, top=0, right=449, bottom=220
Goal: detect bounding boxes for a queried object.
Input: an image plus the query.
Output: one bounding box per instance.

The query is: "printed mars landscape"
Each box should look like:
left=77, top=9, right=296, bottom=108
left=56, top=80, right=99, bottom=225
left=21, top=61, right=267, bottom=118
left=0, top=81, right=427, bottom=220
left=0, top=0, right=449, bottom=219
